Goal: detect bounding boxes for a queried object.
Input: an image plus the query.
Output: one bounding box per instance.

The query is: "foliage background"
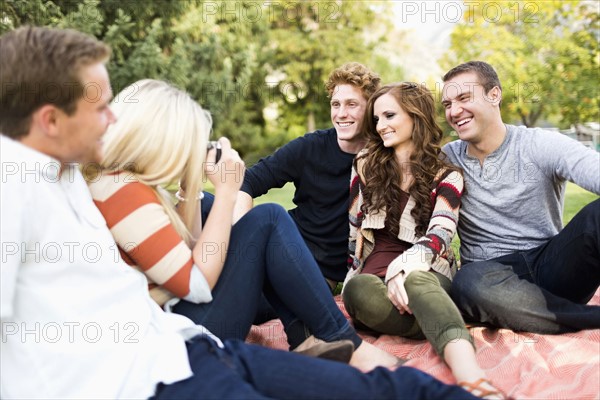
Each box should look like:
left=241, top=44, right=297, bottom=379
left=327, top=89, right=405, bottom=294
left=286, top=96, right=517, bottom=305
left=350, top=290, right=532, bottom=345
left=443, top=0, right=599, bottom=129
left=2, top=0, right=598, bottom=162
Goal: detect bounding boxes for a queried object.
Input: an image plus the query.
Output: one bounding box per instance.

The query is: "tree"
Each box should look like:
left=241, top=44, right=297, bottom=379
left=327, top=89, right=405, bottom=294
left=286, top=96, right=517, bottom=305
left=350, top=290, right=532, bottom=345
left=0, top=0, right=270, bottom=158
left=443, top=0, right=599, bottom=128
left=0, top=1, right=406, bottom=158
left=266, top=1, right=395, bottom=140
left=1, top=0, right=188, bottom=87
left=167, top=1, right=271, bottom=161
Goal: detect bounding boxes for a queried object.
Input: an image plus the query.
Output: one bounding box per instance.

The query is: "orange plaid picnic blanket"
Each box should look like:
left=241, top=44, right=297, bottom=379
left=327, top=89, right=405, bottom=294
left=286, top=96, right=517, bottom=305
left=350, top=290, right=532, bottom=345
left=247, top=289, right=600, bottom=399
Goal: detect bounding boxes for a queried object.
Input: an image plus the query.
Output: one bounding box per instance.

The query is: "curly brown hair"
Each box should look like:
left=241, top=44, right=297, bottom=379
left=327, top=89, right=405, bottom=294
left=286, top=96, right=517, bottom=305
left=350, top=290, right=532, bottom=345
left=358, top=82, right=461, bottom=237
left=325, top=62, right=380, bottom=99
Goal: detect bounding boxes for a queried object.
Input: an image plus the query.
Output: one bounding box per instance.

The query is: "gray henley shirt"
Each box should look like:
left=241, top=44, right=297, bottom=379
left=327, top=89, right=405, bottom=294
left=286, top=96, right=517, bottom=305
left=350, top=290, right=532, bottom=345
left=443, top=124, right=600, bottom=263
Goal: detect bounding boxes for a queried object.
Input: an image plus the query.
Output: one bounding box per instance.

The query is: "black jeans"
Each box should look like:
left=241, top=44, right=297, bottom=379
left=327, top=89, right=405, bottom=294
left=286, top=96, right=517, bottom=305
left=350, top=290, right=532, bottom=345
left=452, top=199, right=600, bottom=333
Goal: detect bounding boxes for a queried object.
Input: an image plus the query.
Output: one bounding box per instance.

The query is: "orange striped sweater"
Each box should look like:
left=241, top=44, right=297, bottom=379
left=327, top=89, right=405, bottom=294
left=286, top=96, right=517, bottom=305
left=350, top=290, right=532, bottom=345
left=88, top=171, right=212, bottom=306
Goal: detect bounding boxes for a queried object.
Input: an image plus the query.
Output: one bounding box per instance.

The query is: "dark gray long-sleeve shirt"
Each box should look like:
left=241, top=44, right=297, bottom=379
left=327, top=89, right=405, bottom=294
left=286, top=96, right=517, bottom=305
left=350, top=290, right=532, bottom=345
left=241, top=128, right=356, bottom=281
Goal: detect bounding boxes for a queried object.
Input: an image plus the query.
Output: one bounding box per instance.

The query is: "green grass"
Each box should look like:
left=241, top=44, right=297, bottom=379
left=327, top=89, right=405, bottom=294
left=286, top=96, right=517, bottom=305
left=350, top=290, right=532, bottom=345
left=252, top=181, right=598, bottom=225
left=204, top=180, right=596, bottom=272
left=563, top=182, right=599, bottom=224
left=253, top=182, right=296, bottom=210
left=201, top=181, right=295, bottom=210
left=251, top=181, right=598, bottom=270
left=202, top=180, right=597, bottom=226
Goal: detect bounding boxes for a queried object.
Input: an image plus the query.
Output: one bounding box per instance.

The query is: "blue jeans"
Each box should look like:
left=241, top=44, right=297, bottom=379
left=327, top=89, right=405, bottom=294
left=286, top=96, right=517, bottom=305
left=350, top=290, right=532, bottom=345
left=151, top=335, right=477, bottom=400
left=173, top=194, right=360, bottom=348
left=452, top=199, right=600, bottom=333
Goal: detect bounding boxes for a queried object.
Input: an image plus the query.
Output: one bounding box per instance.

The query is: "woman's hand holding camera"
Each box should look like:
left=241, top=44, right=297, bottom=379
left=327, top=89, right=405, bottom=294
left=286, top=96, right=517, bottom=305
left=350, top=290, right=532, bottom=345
left=205, top=137, right=245, bottom=197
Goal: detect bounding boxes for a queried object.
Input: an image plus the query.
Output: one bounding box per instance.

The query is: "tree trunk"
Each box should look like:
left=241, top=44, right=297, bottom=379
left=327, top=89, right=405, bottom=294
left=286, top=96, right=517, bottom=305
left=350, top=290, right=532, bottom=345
left=520, top=105, right=544, bottom=127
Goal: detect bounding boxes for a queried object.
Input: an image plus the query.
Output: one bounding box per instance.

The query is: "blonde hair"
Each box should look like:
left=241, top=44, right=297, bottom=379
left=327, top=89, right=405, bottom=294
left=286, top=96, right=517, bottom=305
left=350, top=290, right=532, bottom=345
left=100, top=79, right=212, bottom=244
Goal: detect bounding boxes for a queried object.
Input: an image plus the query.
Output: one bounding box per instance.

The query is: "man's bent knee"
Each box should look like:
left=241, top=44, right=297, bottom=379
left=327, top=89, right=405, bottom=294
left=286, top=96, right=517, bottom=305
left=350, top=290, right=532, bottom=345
left=451, top=263, right=490, bottom=305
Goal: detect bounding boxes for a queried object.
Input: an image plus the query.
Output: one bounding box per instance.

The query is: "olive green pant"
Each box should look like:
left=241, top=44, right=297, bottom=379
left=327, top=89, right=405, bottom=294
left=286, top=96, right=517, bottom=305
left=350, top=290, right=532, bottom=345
left=343, top=271, right=474, bottom=358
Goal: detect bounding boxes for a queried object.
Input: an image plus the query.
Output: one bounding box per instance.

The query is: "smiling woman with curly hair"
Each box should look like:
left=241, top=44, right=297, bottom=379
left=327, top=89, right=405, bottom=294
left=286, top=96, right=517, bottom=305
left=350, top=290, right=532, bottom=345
left=343, top=82, right=509, bottom=399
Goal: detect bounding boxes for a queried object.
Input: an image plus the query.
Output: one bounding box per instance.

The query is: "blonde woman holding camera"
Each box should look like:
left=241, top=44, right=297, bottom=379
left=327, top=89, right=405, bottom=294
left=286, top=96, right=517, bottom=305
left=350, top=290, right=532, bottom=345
left=87, top=79, right=399, bottom=371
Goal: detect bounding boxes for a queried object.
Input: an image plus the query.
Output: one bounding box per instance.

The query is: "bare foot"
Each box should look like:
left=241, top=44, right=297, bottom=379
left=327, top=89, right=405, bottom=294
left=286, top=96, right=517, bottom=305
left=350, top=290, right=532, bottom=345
left=349, top=341, right=402, bottom=372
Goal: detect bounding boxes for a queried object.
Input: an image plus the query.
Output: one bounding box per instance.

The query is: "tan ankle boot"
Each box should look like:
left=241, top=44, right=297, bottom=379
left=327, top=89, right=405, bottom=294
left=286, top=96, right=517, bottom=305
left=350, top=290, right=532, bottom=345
left=294, top=340, right=355, bottom=363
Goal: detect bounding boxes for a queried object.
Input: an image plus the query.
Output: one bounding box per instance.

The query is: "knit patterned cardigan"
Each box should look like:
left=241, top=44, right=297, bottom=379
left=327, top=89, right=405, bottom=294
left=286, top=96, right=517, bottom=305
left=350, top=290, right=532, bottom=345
left=344, top=155, right=464, bottom=288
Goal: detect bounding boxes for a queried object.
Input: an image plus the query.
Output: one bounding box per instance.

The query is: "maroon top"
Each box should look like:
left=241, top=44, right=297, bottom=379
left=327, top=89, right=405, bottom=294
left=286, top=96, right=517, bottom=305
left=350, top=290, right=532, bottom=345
left=361, top=190, right=412, bottom=277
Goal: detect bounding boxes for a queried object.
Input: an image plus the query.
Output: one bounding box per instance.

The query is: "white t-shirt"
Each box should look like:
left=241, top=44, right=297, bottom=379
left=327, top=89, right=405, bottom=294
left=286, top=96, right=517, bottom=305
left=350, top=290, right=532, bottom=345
left=0, top=135, right=211, bottom=399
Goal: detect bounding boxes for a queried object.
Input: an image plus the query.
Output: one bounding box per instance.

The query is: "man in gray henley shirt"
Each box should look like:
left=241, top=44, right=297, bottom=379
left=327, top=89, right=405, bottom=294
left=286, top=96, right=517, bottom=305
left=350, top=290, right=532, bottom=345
left=441, top=61, right=600, bottom=334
